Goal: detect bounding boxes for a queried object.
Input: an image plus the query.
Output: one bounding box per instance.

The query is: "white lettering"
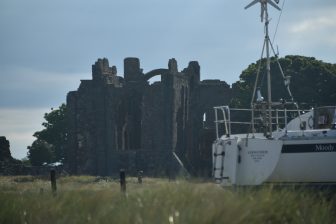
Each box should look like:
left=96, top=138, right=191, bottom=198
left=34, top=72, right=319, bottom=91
left=315, top=144, right=334, bottom=151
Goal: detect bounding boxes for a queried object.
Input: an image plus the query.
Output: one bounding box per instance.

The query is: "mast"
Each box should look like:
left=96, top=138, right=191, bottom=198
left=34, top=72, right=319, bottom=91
left=245, top=0, right=281, bottom=137
left=265, top=4, right=272, bottom=136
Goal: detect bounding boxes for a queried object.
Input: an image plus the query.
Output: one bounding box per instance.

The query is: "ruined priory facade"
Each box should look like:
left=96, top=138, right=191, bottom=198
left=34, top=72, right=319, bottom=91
left=66, top=57, right=231, bottom=176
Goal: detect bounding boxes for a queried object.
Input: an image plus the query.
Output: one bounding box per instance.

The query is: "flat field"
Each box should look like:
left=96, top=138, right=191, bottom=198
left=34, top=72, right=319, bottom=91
left=0, top=176, right=335, bottom=224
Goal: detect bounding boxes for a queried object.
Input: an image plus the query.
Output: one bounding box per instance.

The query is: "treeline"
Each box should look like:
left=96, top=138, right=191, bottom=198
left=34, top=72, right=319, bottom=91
left=231, top=55, right=336, bottom=109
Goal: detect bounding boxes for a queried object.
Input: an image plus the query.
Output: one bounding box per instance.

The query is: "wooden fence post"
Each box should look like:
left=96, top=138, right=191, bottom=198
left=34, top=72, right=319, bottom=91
left=50, top=169, right=57, bottom=196
left=137, top=170, right=143, bottom=184
left=120, top=169, right=126, bottom=193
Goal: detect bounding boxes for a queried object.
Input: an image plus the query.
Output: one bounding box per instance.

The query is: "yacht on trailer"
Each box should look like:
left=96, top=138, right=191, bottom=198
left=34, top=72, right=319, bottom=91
left=212, top=0, right=336, bottom=186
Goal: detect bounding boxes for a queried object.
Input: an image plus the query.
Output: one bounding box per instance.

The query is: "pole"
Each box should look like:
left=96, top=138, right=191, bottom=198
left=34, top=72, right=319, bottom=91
left=137, top=170, right=143, bottom=184
left=265, top=4, right=273, bottom=137
left=50, top=169, right=57, bottom=196
left=120, top=169, right=126, bottom=193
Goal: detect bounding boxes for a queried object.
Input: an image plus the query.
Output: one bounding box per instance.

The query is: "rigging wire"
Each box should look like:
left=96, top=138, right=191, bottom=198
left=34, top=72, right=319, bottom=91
left=272, top=0, right=286, bottom=45
left=269, top=0, right=302, bottom=123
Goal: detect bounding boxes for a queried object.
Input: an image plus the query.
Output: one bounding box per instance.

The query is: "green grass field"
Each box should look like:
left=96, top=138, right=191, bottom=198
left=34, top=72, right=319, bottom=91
left=0, top=176, right=335, bottom=224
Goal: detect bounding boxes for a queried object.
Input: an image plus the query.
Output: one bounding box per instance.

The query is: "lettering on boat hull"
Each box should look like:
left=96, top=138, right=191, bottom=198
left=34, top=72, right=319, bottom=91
left=282, top=144, right=336, bottom=153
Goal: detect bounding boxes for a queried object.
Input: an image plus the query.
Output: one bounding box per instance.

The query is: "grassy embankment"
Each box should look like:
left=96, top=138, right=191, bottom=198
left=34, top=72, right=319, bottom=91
left=0, top=176, right=335, bottom=224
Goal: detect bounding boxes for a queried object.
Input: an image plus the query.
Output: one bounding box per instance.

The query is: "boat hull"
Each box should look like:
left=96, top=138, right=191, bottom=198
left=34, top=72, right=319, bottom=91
left=268, top=140, right=336, bottom=183
left=213, top=131, right=336, bottom=186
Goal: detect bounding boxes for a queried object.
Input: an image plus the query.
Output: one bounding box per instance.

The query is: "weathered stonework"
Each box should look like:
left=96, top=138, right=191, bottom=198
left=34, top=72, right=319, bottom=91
left=0, top=136, right=25, bottom=175
left=66, top=57, right=232, bottom=176
left=0, top=136, right=12, bottom=161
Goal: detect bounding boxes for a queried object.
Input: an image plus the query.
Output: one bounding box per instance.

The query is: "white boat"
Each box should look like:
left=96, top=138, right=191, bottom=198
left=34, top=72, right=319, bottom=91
left=212, top=0, right=336, bottom=186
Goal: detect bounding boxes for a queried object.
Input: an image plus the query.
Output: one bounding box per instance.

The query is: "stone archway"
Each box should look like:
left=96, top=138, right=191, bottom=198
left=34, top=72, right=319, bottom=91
left=143, top=69, right=168, bottom=82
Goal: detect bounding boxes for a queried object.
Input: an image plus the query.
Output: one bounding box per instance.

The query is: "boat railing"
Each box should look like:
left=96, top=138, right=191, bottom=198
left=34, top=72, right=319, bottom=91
left=214, top=106, right=310, bottom=139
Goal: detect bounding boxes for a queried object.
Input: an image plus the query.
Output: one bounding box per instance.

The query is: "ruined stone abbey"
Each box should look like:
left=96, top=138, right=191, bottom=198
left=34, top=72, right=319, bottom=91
left=66, top=57, right=232, bottom=176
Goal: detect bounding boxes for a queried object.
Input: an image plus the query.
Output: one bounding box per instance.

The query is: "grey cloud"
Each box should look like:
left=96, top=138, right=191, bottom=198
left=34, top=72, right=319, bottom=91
left=0, top=68, right=89, bottom=108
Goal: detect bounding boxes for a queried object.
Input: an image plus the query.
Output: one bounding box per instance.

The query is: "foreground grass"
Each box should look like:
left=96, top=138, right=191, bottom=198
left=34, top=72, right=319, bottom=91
left=0, top=176, right=335, bottom=224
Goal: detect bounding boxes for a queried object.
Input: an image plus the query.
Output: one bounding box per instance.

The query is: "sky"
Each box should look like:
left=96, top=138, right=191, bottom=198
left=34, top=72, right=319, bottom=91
left=1, top=0, right=336, bottom=159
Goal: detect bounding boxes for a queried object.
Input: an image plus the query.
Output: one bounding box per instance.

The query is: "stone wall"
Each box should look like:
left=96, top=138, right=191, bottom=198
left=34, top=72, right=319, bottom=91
left=0, top=136, right=25, bottom=175
left=0, top=136, right=12, bottom=161
left=66, top=57, right=232, bottom=176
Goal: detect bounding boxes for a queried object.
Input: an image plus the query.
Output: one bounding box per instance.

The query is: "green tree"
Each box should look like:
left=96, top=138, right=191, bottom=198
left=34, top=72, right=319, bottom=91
left=27, top=104, right=67, bottom=165
left=231, top=55, right=336, bottom=109
left=27, top=140, right=54, bottom=166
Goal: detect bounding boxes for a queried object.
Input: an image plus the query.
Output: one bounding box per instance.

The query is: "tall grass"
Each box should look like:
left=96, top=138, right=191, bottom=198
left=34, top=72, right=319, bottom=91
left=0, top=176, right=335, bottom=224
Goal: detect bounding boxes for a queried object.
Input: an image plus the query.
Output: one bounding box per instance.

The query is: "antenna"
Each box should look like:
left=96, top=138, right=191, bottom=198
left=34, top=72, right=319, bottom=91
left=244, top=0, right=281, bottom=22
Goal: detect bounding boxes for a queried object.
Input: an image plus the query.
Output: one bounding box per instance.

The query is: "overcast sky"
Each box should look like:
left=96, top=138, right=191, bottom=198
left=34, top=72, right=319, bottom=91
left=1, top=0, right=336, bottom=159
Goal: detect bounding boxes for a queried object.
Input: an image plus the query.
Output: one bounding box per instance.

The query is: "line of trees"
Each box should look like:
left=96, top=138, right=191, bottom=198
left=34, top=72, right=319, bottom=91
left=230, top=55, right=336, bottom=109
